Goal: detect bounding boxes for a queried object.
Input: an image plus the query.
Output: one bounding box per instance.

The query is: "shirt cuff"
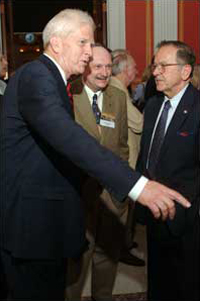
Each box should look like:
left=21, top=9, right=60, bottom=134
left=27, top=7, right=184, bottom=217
left=128, top=176, right=149, bottom=201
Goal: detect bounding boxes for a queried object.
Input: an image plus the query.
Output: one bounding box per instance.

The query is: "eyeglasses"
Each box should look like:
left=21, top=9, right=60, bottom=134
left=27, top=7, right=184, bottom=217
left=151, top=63, right=184, bottom=73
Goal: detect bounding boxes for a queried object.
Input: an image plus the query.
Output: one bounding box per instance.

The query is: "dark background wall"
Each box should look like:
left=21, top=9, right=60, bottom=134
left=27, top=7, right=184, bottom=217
left=13, top=0, right=93, bottom=32
left=3, top=0, right=106, bottom=75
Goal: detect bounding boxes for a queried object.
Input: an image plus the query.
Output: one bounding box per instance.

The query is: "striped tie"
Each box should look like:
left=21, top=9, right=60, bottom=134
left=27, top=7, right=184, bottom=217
left=92, top=94, right=101, bottom=124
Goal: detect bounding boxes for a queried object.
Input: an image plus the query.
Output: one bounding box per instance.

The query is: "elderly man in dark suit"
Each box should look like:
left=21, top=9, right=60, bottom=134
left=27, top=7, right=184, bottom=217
left=0, top=51, right=8, bottom=300
left=0, top=8, right=190, bottom=300
left=136, top=40, right=200, bottom=301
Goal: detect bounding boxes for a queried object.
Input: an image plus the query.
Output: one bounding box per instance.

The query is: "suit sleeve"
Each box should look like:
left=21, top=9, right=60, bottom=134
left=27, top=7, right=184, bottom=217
left=18, top=63, right=141, bottom=202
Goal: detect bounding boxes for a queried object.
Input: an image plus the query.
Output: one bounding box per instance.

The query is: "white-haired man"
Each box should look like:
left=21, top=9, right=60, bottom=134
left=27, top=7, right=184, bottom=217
left=0, top=9, right=190, bottom=300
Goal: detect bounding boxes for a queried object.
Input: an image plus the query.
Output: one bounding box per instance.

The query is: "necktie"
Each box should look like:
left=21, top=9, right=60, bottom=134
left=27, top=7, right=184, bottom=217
left=148, top=100, right=171, bottom=178
left=92, top=94, right=101, bottom=124
left=66, top=82, right=73, bottom=109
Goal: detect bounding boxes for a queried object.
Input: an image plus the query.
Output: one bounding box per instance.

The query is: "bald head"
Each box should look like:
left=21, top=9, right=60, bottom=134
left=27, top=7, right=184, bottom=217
left=112, top=49, right=137, bottom=87
left=84, top=45, right=112, bottom=92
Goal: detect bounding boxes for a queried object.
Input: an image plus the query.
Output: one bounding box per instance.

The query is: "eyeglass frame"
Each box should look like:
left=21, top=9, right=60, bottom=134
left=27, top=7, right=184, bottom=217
left=151, top=63, right=185, bottom=73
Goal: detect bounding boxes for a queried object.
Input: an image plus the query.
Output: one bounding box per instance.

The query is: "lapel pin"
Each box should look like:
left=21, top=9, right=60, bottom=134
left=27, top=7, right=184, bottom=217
left=183, top=110, right=188, bottom=114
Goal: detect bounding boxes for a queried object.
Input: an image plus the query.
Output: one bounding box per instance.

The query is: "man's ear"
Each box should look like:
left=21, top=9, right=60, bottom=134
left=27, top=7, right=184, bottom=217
left=181, top=64, right=192, bottom=81
left=49, top=36, right=61, bottom=54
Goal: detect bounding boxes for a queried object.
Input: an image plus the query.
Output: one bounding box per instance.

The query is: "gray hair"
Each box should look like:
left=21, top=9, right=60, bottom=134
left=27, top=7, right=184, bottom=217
left=111, top=49, right=133, bottom=76
left=157, top=40, right=196, bottom=77
left=42, top=9, right=95, bottom=49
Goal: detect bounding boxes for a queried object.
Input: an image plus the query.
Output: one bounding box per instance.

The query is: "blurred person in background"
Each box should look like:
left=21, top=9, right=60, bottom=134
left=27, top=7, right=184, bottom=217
left=132, top=64, right=152, bottom=113
left=191, top=63, right=200, bottom=90
left=110, top=49, right=145, bottom=267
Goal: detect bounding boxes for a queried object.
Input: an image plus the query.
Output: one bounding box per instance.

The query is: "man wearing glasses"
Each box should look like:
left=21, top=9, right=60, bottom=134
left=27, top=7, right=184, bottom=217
left=136, top=40, right=200, bottom=301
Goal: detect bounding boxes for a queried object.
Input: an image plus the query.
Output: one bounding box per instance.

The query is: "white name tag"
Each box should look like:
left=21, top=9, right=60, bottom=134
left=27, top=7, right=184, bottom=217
left=100, top=113, right=115, bottom=128
left=100, top=119, right=115, bottom=128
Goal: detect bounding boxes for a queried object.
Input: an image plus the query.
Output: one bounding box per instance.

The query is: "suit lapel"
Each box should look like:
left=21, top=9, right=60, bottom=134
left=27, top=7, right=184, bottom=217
left=102, top=89, right=113, bottom=114
left=161, top=84, right=195, bottom=155
left=74, top=88, right=100, bottom=140
left=38, top=54, right=73, bottom=117
left=143, top=95, right=164, bottom=162
left=100, top=89, right=115, bottom=140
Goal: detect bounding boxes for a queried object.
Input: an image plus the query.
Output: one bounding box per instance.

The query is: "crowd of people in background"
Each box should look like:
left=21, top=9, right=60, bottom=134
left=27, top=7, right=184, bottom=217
left=0, top=7, right=199, bottom=301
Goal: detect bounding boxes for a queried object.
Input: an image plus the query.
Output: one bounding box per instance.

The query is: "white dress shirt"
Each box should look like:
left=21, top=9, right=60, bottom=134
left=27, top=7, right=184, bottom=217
left=0, top=79, right=6, bottom=95
left=147, top=84, right=189, bottom=169
left=84, top=85, right=103, bottom=111
left=44, top=53, right=67, bottom=85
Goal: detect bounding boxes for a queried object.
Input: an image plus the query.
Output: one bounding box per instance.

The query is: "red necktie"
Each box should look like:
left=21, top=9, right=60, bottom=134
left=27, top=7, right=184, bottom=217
left=66, top=82, right=73, bottom=109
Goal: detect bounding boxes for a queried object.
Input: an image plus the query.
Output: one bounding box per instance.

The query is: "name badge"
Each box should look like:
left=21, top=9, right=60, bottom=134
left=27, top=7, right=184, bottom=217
left=100, top=113, right=115, bottom=128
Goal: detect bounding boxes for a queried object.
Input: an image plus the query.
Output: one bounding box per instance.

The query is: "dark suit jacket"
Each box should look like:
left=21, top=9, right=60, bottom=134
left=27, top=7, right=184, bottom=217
left=136, top=83, right=200, bottom=237
left=0, top=54, right=141, bottom=259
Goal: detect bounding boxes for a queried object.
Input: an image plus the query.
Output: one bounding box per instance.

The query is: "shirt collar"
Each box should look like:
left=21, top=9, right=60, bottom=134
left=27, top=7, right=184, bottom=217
left=164, top=83, right=189, bottom=110
left=0, top=80, right=6, bottom=95
left=44, top=53, right=67, bottom=85
left=84, top=85, right=102, bottom=99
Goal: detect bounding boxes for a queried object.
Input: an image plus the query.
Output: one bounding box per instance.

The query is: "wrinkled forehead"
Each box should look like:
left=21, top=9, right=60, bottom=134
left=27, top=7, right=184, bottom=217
left=91, top=47, right=112, bottom=64
left=155, top=45, right=178, bottom=62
